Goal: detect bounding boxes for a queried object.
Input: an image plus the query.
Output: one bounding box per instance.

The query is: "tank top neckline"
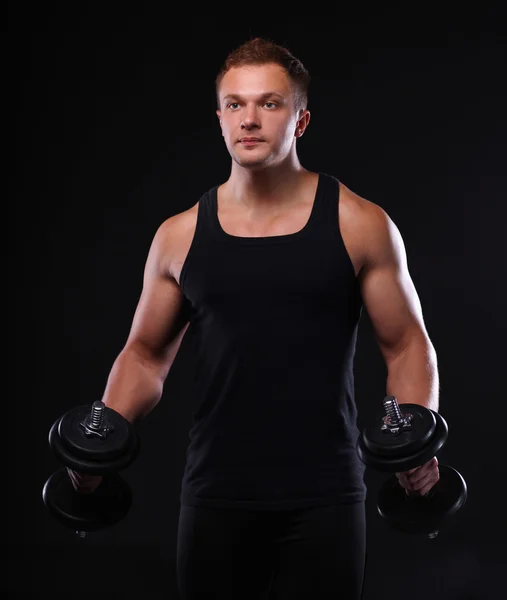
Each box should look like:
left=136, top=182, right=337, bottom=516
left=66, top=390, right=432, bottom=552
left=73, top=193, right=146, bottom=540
left=209, top=173, right=325, bottom=245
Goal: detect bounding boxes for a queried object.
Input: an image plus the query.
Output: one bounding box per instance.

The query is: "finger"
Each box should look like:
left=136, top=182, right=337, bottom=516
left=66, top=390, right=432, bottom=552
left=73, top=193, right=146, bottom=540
left=400, top=470, right=430, bottom=492
left=421, top=457, right=438, bottom=470
left=68, top=472, right=91, bottom=491
left=408, top=469, right=431, bottom=486
left=411, top=475, right=430, bottom=492
left=404, top=467, right=420, bottom=475
left=68, top=469, right=86, bottom=483
left=396, top=473, right=409, bottom=487
left=67, top=469, right=101, bottom=493
left=396, top=470, right=417, bottom=481
left=419, top=478, right=439, bottom=496
left=407, top=460, right=439, bottom=484
left=398, top=460, right=436, bottom=484
left=418, top=457, right=438, bottom=473
left=413, top=470, right=440, bottom=493
left=398, top=478, right=416, bottom=494
left=67, top=469, right=79, bottom=487
left=76, top=480, right=101, bottom=494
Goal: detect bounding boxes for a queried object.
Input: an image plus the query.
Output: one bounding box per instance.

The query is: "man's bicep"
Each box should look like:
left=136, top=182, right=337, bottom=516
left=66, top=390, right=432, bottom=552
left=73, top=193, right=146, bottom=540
left=127, top=274, right=190, bottom=360
left=359, top=209, right=429, bottom=362
left=125, top=223, right=191, bottom=363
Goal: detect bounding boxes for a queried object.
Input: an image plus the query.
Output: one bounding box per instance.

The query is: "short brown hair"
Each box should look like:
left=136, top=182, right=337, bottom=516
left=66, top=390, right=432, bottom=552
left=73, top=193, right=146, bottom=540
left=215, top=37, right=311, bottom=113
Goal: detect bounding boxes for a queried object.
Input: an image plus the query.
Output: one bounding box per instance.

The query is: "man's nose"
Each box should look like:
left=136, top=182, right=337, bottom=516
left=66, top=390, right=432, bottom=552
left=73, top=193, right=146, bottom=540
left=241, top=104, right=260, bottom=129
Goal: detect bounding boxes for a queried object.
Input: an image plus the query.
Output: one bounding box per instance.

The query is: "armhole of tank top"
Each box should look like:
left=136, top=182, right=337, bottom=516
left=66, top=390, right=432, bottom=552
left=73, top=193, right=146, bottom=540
left=179, top=191, right=209, bottom=293
left=335, top=179, right=363, bottom=306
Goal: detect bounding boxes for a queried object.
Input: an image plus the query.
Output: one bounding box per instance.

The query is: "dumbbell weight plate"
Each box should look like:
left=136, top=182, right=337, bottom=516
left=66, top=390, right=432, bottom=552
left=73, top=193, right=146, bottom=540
left=42, top=468, right=133, bottom=533
left=48, top=406, right=140, bottom=474
left=376, top=464, right=468, bottom=535
left=357, top=410, right=448, bottom=472
left=361, top=404, right=437, bottom=457
left=60, top=404, right=132, bottom=459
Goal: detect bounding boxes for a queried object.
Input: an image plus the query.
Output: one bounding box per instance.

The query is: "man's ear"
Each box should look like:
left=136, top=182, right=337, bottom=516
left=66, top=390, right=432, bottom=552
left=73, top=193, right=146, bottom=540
left=216, top=110, right=223, bottom=135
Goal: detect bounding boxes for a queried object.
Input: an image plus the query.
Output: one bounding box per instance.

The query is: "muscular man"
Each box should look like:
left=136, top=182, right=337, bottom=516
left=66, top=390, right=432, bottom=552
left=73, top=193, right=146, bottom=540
left=70, top=38, right=440, bottom=599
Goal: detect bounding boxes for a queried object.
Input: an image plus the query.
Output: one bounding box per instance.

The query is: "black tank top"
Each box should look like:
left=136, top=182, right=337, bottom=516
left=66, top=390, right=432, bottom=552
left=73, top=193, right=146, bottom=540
left=178, top=172, right=367, bottom=510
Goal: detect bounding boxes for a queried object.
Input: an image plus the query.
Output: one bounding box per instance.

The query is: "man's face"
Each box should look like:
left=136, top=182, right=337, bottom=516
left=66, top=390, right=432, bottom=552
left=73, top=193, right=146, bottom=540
left=216, top=63, right=307, bottom=169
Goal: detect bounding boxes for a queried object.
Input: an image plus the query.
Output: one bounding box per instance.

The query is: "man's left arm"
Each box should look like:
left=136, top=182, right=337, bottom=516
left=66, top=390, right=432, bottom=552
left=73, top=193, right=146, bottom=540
left=358, top=203, right=440, bottom=494
left=359, top=204, right=439, bottom=412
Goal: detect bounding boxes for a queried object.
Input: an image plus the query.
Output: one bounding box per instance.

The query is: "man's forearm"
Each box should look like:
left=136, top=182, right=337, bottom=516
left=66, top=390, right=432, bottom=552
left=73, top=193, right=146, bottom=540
left=101, top=346, right=167, bottom=423
left=386, top=337, right=439, bottom=412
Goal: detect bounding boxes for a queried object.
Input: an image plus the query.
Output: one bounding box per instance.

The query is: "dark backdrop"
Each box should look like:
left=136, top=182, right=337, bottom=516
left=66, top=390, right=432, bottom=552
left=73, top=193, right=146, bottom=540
left=9, top=4, right=506, bottom=599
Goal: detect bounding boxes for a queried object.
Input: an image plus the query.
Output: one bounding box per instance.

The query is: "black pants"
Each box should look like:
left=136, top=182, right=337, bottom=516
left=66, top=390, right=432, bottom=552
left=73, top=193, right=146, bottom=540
left=176, top=501, right=367, bottom=599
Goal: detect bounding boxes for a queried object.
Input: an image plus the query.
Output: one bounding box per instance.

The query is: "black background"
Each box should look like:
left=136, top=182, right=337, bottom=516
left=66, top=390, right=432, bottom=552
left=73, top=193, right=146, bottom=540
left=9, top=2, right=506, bottom=599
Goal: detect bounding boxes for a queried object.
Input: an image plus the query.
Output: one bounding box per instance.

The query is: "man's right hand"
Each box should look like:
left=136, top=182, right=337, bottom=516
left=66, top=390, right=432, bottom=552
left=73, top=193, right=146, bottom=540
left=67, top=468, right=103, bottom=494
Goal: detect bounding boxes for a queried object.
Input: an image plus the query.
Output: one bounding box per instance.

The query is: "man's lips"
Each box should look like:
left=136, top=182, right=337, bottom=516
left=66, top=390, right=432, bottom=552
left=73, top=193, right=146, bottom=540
left=239, top=137, right=264, bottom=145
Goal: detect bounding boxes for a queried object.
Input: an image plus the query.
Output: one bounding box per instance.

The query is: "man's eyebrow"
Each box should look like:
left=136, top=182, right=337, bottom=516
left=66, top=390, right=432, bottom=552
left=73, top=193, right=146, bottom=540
left=222, top=91, right=286, bottom=102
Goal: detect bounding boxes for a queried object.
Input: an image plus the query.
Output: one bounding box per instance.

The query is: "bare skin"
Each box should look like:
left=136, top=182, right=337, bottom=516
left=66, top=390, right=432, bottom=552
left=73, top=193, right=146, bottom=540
left=71, top=62, right=439, bottom=496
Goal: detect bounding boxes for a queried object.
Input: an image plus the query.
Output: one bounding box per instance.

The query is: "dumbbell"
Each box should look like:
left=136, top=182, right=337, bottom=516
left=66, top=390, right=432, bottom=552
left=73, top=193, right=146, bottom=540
left=42, top=400, right=140, bottom=538
left=357, top=396, right=467, bottom=538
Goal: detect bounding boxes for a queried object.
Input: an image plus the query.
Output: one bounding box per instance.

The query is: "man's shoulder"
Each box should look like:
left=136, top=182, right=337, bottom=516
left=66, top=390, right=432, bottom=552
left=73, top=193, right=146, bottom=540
left=157, top=201, right=200, bottom=240
left=339, top=182, right=390, bottom=233
left=146, top=202, right=201, bottom=282
left=338, top=182, right=401, bottom=271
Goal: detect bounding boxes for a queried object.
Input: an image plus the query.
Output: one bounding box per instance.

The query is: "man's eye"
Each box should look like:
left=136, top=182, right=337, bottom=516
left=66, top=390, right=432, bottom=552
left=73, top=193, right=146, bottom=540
left=226, top=102, right=277, bottom=109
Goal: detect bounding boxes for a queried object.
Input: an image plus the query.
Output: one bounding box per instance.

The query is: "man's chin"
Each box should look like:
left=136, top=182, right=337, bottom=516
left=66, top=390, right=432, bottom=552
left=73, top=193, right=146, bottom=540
left=233, top=153, right=274, bottom=170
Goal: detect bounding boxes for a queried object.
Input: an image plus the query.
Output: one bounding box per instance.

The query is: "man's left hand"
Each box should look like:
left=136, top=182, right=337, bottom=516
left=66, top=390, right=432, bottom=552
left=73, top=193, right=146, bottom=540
left=396, top=456, right=440, bottom=496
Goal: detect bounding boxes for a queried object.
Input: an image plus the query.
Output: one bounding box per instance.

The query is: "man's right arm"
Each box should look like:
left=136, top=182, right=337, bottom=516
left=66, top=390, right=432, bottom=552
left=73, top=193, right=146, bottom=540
left=100, top=218, right=190, bottom=424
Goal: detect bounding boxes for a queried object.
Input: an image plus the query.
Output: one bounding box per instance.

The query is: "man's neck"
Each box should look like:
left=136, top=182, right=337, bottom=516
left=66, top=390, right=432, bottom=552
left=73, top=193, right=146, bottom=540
left=223, top=163, right=309, bottom=214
